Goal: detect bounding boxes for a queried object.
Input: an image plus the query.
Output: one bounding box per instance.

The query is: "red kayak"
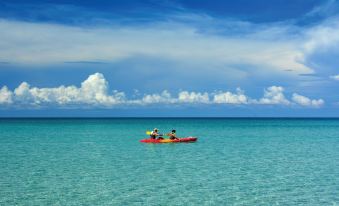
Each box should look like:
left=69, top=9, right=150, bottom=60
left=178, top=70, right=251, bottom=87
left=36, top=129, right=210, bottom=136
left=140, top=137, right=197, bottom=143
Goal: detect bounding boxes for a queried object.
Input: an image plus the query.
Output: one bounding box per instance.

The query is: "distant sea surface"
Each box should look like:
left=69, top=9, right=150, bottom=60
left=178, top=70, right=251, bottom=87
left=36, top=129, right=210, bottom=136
left=1, top=118, right=339, bottom=205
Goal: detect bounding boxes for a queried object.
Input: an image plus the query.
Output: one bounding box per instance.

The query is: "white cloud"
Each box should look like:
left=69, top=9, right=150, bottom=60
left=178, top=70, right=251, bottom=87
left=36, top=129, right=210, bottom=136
left=132, top=90, right=210, bottom=105
left=213, top=88, right=248, bottom=104
left=292, top=93, right=324, bottom=107
left=303, top=17, right=339, bottom=54
left=258, top=86, right=290, bottom=105
left=330, top=74, right=339, bottom=80
left=0, top=73, right=325, bottom=108
left=80, top=73, right=125, bottom=105
left=138, top=90, right=174, bottom=104
left=8, top=73, right=125, bottom=106
left=178, top=91, right=209, bottom=103
left=0, top=18, right=311, bottom=74
left=15, top=82, right=34, bottom=102
left=0, top=86, right=13, bottom=104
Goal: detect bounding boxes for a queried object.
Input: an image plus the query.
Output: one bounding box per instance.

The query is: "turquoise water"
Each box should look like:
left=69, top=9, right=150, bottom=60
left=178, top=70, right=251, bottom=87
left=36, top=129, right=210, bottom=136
left=0, top=118, right=339, bottom=205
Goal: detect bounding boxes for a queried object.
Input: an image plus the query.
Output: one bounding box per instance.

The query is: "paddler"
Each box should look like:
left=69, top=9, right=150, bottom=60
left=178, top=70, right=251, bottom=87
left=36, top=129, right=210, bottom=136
left=150, top=128, right=161, bottom=139
left=168, top=129, right=179, bottom=140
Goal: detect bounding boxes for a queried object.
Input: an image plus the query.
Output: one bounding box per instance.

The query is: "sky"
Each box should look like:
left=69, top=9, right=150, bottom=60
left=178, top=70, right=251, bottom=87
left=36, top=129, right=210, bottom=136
left=1, top=0, right=339, bottom=117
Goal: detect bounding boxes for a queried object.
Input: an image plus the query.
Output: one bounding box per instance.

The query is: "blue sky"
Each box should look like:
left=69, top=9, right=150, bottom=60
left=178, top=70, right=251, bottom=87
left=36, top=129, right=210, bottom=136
left=1, top=0, right=339, bottom=117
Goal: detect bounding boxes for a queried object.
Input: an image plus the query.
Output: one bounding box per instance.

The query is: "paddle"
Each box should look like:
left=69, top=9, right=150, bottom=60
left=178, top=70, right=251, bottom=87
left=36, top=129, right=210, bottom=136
left=146, top=131, right=164, bottom=136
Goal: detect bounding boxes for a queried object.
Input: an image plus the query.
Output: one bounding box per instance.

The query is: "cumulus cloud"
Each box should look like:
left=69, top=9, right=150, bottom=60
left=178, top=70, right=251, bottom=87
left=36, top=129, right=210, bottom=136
left=213, top=88, right=248, bottom=104
left=137, top=90, right=174, bottom=105
left=0, top=73, right=325, bottom=108
left=292, top=93, right=324, bottom=107
left=80, top=73, right=125, bottom=105
left=9, top=73, right=125, bottom=107
left=0, top=86, right=13, bottom=104
left=130, top=90, right=210, bottom=105
left=178, top=91, right=209, bottom=103
left=258, top=86, right=290, bottom=105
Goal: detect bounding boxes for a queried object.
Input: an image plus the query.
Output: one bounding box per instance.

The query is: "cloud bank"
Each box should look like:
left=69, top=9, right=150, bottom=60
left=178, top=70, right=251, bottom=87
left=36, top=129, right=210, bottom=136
left=0, top=73, right=324, bottom=108
left=1, top=13, right=338, bottom=76
left=0, top=18, right=311, bottom=74
left=8, top=73, right=125, bottom=107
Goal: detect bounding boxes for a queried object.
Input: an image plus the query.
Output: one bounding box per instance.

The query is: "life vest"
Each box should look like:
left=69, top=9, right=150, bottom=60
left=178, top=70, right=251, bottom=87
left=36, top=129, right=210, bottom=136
left=150, top=131, right=157, bottom=138
left=151, top=131, right=157, bottom=135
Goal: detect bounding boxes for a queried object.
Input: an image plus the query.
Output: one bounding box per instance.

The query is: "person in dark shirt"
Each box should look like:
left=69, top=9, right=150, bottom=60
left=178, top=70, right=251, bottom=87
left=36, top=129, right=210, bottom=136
left=150, top=128, right=160, bottom=139
left=168, top=129, right=179, bottom=140
left=150, top=128, right=164, bottom=140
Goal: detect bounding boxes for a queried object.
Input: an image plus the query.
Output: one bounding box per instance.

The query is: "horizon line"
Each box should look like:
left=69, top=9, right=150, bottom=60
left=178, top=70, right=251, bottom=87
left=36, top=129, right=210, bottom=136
left=1, top=117, right=339, bottom=119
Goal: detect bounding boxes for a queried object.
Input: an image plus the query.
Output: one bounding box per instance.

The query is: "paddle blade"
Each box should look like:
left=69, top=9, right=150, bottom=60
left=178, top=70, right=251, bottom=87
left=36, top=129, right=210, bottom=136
left=146, top=131, right=152, bottom=135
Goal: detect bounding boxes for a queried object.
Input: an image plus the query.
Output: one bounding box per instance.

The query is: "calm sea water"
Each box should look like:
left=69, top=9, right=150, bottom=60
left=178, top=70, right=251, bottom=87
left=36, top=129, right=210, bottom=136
left=0, top=118, right=339, bottom=205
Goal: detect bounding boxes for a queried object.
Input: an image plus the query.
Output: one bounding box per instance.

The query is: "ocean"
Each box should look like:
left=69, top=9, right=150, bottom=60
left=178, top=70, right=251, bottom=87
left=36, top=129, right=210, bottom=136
left=0, top=118, right=338, bottom=205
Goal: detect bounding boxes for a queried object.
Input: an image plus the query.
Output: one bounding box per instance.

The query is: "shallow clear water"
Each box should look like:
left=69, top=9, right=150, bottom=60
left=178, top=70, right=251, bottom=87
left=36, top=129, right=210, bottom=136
left=0, top=118, right=339, bottom=205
